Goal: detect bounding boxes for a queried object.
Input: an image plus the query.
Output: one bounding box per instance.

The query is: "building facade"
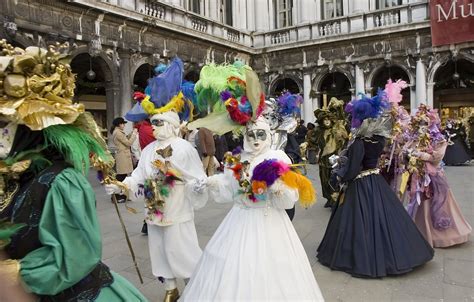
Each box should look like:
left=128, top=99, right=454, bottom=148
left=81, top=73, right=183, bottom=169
left=1, top=0, right=473, bottom=129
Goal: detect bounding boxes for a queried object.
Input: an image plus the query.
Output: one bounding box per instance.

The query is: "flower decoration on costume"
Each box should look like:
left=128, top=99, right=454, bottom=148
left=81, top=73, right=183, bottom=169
left=224, top=154, right=316, bottom=208
left=142, top=168, right=182, bottom=223
left=378, top=79, right=411, bottom=192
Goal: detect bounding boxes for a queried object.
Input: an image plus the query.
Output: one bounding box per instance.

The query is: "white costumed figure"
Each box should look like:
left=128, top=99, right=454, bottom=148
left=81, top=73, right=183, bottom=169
left=105, top=58, right=207, bottom=302
left=181, top=63, right=324, bottom=301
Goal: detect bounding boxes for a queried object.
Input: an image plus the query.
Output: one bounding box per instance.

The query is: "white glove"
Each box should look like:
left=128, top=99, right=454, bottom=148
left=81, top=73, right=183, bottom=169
left=104, top=183, right=121, bottom=195
left=192, top=178, right=208, bottom=194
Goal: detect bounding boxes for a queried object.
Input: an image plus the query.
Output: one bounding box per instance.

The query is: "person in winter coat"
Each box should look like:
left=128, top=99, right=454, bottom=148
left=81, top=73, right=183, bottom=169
left=110, top=117, right=137, bottom=202
left=197, top=127, right=216, bottom=176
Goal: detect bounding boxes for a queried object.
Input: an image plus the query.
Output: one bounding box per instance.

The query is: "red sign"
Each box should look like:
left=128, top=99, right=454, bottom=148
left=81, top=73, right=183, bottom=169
left=430, top=0, right=474, bottom=46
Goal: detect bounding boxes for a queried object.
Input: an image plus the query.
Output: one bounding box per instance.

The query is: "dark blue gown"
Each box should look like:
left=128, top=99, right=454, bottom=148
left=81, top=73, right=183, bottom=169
left=317, top=136, right=434, bottom=278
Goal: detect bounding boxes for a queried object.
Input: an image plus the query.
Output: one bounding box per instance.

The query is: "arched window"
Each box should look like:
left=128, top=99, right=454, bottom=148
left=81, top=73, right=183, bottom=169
left=275, top=0, right=293, bottom=28
left=322, top=0, right=343, bottom=19
left=376, top=0, right=402, bottom=10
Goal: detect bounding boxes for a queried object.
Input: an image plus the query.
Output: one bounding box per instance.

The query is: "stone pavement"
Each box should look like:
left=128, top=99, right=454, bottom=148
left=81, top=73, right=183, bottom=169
left=91, top=164, right=474, bottom=301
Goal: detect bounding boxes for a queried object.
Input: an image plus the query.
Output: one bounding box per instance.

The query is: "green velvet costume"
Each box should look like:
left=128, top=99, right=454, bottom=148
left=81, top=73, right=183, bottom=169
left=18, top=168, right=146, bottom=301
left=0, top=125, right=148, bottom=302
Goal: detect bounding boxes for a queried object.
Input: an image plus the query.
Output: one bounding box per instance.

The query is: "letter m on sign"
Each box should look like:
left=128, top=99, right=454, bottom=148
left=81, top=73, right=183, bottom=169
left=430, top=0, right=474, bottom=46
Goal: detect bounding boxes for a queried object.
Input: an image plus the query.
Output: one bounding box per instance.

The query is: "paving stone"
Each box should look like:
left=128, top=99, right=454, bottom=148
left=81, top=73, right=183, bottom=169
left=444, top=258, right=474, bottom=288
left=442, top=283, right=474, bottom=301
left=93, top=164, right=473, bottom=301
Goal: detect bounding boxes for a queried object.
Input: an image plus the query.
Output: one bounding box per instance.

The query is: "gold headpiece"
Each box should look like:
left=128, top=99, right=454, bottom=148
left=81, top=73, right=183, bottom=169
left=0, top=40, right=84, bottom=130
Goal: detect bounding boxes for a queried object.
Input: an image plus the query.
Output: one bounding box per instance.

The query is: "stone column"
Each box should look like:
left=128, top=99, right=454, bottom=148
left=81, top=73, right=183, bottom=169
left=246, top=0, right=255, bottom=30
left=312, top=92, right=320, bottom=111
left=354, top=64, right=365, bottom=98
left=416, top=58, right=427, bottom=107
left=208, top=0, right=218, bottom=21
left=203, top=0, right=210, bottom=18
left=118, top=51, right=132, bottom=118
left=410, top=86, right=417, bottom=114
left=255, top=0, right=270, bottom=31
left=427, top=82, right=435, bottom=109
left=238, top=0, right=248, bottom=29
left=350, top=0, right=367, bottom=31
left=105, top=82, right=120, bottom=131
left=303, top=73, right=314, bottom=123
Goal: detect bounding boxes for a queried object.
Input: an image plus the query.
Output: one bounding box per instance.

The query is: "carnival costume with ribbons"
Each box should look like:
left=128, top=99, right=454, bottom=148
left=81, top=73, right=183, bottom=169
left=0, top=40, right=147, bottom=301
left=311, top=97, right=348, bottom=207
left=117, top=57, right=207, bottom=302
left=378, top=79, right=412, bottom=199
left=317, top=86, right=434, bottom=278
left=181, top=63, right=324, bottom=301
left=405, top=104, right=471, bottom=247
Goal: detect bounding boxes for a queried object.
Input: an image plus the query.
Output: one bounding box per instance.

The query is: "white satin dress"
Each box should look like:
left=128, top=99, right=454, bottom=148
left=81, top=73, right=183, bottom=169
left=181, top=149, right=324, bottom=301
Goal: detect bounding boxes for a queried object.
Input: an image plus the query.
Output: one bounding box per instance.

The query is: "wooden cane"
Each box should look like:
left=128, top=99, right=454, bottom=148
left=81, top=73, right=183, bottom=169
left=111, top=194, right=144, bottom=284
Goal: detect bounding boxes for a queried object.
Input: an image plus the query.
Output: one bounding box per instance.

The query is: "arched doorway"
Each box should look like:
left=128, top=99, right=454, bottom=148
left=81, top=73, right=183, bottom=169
left=319, top=72, right=351, bottom=108
left=184, top=70, right=200, bottom=83
left=71, top=53, right=111, bottom=133
left=371, top=65, right=410, bottom=110
left=271, top=77, right=301, bottom=96
left=433, top=59, right=474, bottom=122
left=133, top=63, right=154, bottom=92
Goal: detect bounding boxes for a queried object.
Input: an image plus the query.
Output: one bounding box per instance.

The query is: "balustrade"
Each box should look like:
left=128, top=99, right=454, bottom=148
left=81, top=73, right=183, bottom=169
left=318, top=20, right=341, bottom=37
left=144, top=0, right=166, bottom=19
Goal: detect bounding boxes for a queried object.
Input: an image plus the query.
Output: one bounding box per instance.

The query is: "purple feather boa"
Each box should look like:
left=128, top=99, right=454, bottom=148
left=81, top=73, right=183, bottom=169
left=251, top=159, right=290, bottom=187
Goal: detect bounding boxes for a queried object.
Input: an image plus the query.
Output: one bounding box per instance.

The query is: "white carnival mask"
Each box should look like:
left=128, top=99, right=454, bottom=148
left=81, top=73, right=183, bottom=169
left=244, top=118, right=272, bottom=157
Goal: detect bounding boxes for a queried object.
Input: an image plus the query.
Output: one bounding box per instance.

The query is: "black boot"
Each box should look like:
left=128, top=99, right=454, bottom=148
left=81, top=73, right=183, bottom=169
left=141, top=221, right=148, bottom=235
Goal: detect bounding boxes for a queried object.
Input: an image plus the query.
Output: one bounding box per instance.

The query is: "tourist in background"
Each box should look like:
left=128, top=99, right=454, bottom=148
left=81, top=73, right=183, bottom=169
left=110, top=117, right=137, bottom=203
left=306, top=122, right=318, bottom=164
left=295, top=119, right=308, bottom=145
left=197, top=127, right=216, bottom=176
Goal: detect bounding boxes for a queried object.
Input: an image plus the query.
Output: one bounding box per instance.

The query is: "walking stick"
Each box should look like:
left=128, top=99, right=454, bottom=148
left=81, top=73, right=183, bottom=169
left=91, top=155, right=144, bottom=284
left=111, top=194, right=144, bottom=284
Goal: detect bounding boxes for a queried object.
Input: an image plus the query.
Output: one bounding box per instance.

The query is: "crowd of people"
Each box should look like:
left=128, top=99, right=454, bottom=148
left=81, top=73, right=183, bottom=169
left=0, top=41, right=472, bottom=302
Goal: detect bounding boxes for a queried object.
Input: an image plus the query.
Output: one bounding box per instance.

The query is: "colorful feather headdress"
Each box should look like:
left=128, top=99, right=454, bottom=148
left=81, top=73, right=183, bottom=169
left=187, top=62, right=266, bottom=135
left=345, top=89, right=389, bottom=128
left=128, top=58, right=195, bottom=123
left=276, top=92, right=302, bottom=117
left=384, top=79, right=408, bottom=105
left=0, top=40, right=83, bottom=131
left=0, top=41, right=113, bottom=173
